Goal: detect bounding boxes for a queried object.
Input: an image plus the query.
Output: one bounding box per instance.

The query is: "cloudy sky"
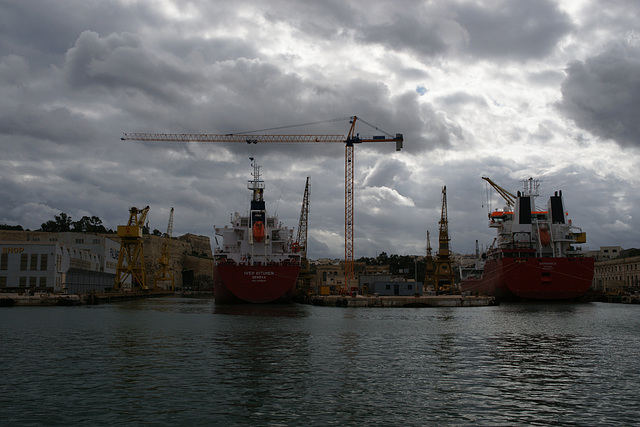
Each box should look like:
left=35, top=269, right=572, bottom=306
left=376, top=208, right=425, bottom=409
left=1, top=0, right=639, bottom=258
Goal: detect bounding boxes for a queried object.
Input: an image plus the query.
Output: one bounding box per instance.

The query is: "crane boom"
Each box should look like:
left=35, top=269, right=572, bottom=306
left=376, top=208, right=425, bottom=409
left=296, top=177, right=310, bottom=260
left=482, top=176, right=516, bottom=209
left=122, top=116, right=403, bottom=290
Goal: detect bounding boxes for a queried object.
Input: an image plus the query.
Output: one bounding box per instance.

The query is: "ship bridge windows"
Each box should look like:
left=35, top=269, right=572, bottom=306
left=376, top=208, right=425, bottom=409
left=267, top=218, right=276, bottom=227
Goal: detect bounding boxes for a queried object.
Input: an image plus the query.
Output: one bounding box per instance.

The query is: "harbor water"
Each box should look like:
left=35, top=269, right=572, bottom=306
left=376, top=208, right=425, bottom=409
left=1, top=298, right=639, bottom=425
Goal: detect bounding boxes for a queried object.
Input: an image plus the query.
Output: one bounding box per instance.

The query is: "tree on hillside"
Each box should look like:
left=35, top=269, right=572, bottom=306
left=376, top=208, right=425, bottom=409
left=39, top=212, right=113, bottom=233
left=72, top=215, right=108, bottom=233
left=0, top=224, right=24, bottom=231
left=40, top=212, right=73, bottom=232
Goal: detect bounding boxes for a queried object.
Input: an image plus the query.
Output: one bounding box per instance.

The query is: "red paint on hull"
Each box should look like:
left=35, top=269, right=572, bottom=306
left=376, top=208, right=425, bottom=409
left=214, top=264, right=301, bottom=304
left=461, top=256, right=594, bottom=301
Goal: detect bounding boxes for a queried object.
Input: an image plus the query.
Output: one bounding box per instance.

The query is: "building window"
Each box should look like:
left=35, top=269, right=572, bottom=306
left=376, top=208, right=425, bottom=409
left=20, top=254, right=28, bottom=270
left=30, top=254, right=38, bottom=270
left=19, top=277, right=26, bottom=287
left=76, top=239, right=84, bottom=244
left=29, top=277, right=36, bottom=286
left=0, top=276, right=6, bottom=287
left=40, top=255, right=48, bottom=271
left=39, top=277, right=47, bottom=287
left=1, top=253, right=7, bottom=270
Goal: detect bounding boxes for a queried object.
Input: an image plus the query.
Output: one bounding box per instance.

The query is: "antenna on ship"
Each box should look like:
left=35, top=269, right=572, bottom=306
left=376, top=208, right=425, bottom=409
left=248, top=157, right=265, bottom=202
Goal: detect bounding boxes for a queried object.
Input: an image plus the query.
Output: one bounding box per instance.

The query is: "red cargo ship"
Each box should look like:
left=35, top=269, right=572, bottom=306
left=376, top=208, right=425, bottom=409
left=213, top=159, right=301, bottom=304
left=461, top=178, right=594, bottom=301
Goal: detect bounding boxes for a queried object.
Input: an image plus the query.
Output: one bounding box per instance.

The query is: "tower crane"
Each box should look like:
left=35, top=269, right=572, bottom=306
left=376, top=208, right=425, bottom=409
left=114, top=206, right=150, bottom=291
left=122, top=115, right=403, bottom=291
left=434, top=186, right=455, bottom=294
left=154, top=207, right=174, bottom=291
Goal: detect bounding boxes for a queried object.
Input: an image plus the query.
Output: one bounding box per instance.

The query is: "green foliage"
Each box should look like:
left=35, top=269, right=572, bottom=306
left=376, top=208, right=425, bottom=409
left=357, top=251, right=426, bottom=281
left=0, top=224, right=24, bottom=231
left=39, top=212, right=112, bottom=233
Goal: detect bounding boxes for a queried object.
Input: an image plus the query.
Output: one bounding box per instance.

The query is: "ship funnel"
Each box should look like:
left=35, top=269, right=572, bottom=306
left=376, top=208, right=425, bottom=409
left=548, top=192, right=566, bottom=224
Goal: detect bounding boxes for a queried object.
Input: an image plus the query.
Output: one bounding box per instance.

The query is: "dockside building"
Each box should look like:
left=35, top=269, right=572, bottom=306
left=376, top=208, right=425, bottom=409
left=0, top=232, right=120, bottom=293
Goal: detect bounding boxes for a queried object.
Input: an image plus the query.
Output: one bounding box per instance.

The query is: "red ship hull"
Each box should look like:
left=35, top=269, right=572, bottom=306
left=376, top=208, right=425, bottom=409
left=461, top=256, right=594, bottom=301
left=214, top=264, right=301, bottom=304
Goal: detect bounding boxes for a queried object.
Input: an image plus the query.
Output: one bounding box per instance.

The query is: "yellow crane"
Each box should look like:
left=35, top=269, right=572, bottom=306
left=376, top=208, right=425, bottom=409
left=434, top=186, right=455, bottom=294
left=114, top=206, right=150, bottom=291
left=424, top=230, right=435, bottom=293
left=153, top=207, right=174, bottom=291
left=122, top=116, right=403, bottom=293
left=482, top=176, right=516, bottom=210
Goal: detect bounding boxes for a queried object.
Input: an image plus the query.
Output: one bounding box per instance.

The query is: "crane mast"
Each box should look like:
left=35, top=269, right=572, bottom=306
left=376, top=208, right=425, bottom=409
left=154, top=207, right=175, bottom=291
left=434, top=186, right=455, bottom=294
left=115, top=206, right=150, bottom=290
left=122, top=116, right=403, bottom=294
left=296, top=177, right=314, bottom=297
left=424, top=231, right=435, bottom=293
left=296, top=177, right=310, bottom=260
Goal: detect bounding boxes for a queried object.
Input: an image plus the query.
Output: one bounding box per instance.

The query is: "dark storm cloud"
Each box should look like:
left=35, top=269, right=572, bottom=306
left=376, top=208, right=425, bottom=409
left=0, top=1, right=160, bottom=67
left=63, top=31, right=199, bottom=103
left=558, top=43, right=640, bottom=148
left=0, top=104, right=95, bottom=145
left=454, top=0, right=573, bottom=60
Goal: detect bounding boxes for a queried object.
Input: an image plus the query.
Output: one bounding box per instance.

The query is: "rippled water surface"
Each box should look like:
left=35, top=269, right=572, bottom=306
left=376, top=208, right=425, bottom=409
left=1, top=298, right=639, bottom=425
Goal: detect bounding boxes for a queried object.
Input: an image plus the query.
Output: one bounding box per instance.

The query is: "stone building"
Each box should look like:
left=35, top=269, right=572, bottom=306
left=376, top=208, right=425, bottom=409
left=0, top=230, right=214, bottom=293
left=315, top=261, right=389, bottom=294
left=593, top=255, right=640, bottom=293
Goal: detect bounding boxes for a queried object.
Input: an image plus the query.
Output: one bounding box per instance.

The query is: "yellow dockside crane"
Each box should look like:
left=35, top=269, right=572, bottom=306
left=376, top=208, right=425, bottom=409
left=114, top=206, right=150, bottom=291
left=154, top=207, right=175, bottom=291
left=434, top=186, right=455, bottom=294
left=424, top=231, right=436, bottom=292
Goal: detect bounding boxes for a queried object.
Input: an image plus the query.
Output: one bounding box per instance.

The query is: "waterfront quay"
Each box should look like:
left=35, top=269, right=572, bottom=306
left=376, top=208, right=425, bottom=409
left=0, top=290, right=174, bottom=306
left=308, top=294, right=497, bottom=307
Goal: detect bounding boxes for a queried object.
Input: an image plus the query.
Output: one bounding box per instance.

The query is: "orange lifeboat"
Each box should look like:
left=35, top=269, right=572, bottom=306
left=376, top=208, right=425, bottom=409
left=539, top=226, right=550, bottom=246
left=253, top=221, right=265, bottom=243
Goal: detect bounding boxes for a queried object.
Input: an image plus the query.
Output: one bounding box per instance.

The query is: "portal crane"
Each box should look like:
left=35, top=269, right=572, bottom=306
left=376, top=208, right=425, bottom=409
left=153, top=207, right=174, bottom=291
left=122, top=116, right=403, bottom=291
left=424, top=230, right=435, bottom=293
left=115, top=206, right=150, bottom=290
left=434, top=186, right=455, bottom=294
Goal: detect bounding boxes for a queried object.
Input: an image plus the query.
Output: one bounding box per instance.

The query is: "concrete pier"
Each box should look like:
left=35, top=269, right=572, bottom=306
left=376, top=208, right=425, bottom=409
left=0, top=291, right=174, bottom=306
left=308, top=294, right=497, bottom=308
